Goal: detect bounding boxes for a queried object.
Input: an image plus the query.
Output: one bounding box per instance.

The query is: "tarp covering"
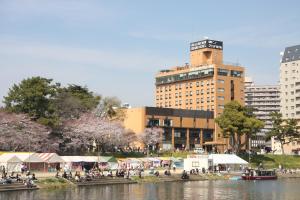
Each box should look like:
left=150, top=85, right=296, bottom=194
left=99, top=156, right=117, bottom=163
left=208, top=154, right=248, bottom=165
left=35, top=153, right=65, bottom=163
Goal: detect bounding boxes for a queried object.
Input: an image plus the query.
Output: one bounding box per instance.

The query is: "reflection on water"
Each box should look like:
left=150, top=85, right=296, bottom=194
left=1, top=179, right=300, bottom=200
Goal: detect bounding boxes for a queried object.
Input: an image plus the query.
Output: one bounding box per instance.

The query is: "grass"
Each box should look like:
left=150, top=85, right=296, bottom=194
left=131, top=176, right=160, bottom=183
left=239, top=154, right=300, bottom=169
left=36, top=178, right=72, bottom=189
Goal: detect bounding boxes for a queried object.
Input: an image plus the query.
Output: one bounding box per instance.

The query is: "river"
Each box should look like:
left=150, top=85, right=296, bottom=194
left=1, top=179, right=300, bottom=200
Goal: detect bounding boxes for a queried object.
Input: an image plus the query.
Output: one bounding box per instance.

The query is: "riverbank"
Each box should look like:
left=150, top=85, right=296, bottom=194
left=35, top=178, right=74, bottom=189
left=239, top=154, right=300, bottom=169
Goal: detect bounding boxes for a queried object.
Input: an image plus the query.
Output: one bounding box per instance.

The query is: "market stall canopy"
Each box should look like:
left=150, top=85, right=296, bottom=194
left=2, top=153, right=44, bottom=163
left=0, top=154, right=22, bottom=163
left=35, top=153, right=64, bottom=163
left=208, top=154, right=248, bottom=165
left=61, top=156, right=99, bottom=163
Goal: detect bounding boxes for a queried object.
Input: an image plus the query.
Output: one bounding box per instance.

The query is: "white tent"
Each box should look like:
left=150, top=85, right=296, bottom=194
left=61, top=156, right=99, bottom=163
left=2, top=153, right=44, bottom=163
left=0, top=154, right=22, bottom=172
left=208, top=154, right=248, bottom=165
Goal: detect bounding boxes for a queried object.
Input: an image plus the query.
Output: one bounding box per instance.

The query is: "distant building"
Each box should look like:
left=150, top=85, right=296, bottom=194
left=244, top=77, right=280, bottom=148
left=271, top=44, right=300, bottom=155
left=280, top=44, right=300, bottom=120
left=154, top=39, right=245, bottom=152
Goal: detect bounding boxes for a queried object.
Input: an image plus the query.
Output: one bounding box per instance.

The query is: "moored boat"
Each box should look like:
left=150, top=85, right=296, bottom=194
left=242, top=169, right=277, bottom=180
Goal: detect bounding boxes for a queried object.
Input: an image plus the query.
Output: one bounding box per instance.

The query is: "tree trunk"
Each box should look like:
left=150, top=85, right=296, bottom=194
left=280, top=140, right=285, bottom=155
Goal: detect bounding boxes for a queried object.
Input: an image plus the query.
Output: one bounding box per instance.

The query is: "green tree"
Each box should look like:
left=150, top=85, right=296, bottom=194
left=3, top=76, right=60, bottom=126
left=215, top=101, right=264, bottom=153
left=54, top=84, right=100, bottom=120
left=266, top=112, right=299, bottom=154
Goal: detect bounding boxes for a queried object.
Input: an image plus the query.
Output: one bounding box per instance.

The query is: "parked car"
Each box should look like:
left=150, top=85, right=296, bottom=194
left=194, top=147, right=205, bottom=154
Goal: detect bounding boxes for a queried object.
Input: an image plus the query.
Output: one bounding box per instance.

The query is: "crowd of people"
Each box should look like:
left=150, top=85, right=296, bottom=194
left=0, top=166, right=37, bottom=188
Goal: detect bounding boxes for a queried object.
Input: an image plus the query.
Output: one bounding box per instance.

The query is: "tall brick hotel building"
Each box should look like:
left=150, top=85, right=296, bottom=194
left=124, top=39, right=245, bottom=152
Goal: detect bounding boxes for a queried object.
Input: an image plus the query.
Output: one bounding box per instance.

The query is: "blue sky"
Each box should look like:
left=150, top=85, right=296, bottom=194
left=0, top=0, right=300, bottom=107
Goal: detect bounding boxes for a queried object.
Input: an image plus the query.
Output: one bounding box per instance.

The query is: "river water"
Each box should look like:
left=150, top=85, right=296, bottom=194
left=1, top=179, right=300, bottom=200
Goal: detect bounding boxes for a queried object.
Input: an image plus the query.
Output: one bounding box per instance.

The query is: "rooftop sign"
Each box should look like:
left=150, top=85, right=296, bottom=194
left=190, top=39, right=223, bottom=51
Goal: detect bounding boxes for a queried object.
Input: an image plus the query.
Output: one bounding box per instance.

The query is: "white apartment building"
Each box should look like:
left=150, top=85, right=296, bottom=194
left=280, top=45, right=300, bottom=120
left=245, top=77, right=280, bottom=148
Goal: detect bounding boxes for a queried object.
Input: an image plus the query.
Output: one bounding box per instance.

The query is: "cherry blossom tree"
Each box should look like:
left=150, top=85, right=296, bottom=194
left=0, top=111, right=60, bottom=152
left=62, top=112, right=129, bottom=154
left=139, top=127, right=163, bottom=154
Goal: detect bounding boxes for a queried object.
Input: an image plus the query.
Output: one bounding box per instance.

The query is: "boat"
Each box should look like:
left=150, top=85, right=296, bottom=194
left=242, top=169, right=277, bottom=180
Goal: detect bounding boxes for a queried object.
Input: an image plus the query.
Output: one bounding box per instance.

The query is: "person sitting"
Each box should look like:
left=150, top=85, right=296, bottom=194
left=164, top=170, right=171, bottom=176
left=74, top=171, right=81, bottom=182
left=108, top=170, right=113, bottom=177
left=181, top=170, right=189, bottom=180
left=62, top=172, right=67, bottom=179
left=31, top=173, right=37, bottom=181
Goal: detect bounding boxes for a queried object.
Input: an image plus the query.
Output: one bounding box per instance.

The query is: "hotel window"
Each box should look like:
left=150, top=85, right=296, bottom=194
left=179, top=92, right=182, bottom=97
left=218, top=96, right=225, bottom=100
left=211, top=88, right=215, bottom=93
left=186, top=91, right=189, bottom=97
left=211, top=105, right=215, bottom=110
left=185, top=83, right=189, bottom=89
left=196, top=90, right=199, bottom=95
left=207, top=90, right=210, bottom=94
left=179, top=100, right=182, bottom=105
left=211, top=96, right=214, bottom=102
left=169, top=87, right=171, bottom=91
left=175, top=93, right=178, bottom=98
left=196, top=98, right=200, bottom=104
left=185, top=99, right=189, bottom=105
left=175, top=84, right=178, bottom=90
left=217, top=79, right=225, bottom=84
left=190, top=82, right=193, bottom=88
left=156, top=96, right=159, bottom=100
left=207, top=97, right=210, bottom=102
left=218, top=88, right=225, bottom=92
left=169, top=94, right=172, bottom=99
left=179, top=84, right=182, bottom=90
left=201, top=81, right=204, bottom=86
left=160, top=95, right=162, bottom=100
left=218, top=105, right=224, bottom=109
left=201, top=89, right=204, bottom=95
left=190, top=99, right=193, bottom=104
left=201, top=98, right=204, bottom=103
left=174, top=132, right=181, bottom=137
left=165, top=86, right=168, bottom=92
left=175, top=100, right=178, bottom=106
left=190, top=91, right=193, bottom=96
left=160, top=87, right=163, bottom=92
left=196, top=82, right=199, bottom=87
left=218, top=68, right=229, bottom=76
left=165, top=94, right=168, bottom=99
left=207, top=81, right=210, bottom=86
